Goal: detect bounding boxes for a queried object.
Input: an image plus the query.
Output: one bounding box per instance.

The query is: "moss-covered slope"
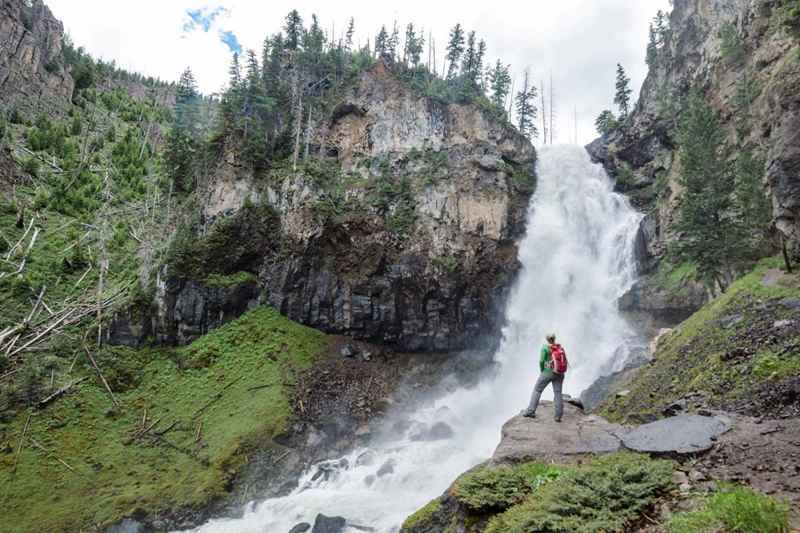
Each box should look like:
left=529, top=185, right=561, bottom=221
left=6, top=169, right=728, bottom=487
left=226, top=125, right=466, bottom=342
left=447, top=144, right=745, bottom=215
left=602, top=257, right=800, bottom=423
left=0, top=306, right=326, bottom=532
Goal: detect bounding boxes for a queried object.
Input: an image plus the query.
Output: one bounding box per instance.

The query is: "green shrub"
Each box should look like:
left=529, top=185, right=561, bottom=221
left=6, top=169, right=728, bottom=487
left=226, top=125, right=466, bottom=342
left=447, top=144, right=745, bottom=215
left=21, top=156, right=40, bottom=177
left=720, top=23, right=745, bottom=63
left=454, top=462, right=563, bottom=513
left=667, top=485, right=789, bottom=533
left=485, top=453, right=673, bottom=533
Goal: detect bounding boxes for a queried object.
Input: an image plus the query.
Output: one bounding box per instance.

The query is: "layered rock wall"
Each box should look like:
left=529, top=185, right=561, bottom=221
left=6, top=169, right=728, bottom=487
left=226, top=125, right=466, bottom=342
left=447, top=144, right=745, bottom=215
left=115, top=63, right=536, bottom=353
left=0, top=0, right=73, bottom=113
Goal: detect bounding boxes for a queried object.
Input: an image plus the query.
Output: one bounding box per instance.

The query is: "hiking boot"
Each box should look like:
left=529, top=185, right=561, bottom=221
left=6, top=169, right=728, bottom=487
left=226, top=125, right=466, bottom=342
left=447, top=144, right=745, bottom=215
left=522, top=411, right=536, bottom=419
left=554, top=417, right=562, bottom=423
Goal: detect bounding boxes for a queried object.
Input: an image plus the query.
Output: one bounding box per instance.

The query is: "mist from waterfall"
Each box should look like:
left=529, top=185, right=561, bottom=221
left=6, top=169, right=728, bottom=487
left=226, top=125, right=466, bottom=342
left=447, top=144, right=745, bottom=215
left=189, top=144, right=644, bottom=533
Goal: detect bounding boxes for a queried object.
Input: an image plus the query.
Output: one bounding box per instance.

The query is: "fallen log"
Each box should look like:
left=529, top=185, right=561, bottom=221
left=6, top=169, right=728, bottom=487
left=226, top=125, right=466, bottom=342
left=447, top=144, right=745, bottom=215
left=37, top=377, right=88, bottom=408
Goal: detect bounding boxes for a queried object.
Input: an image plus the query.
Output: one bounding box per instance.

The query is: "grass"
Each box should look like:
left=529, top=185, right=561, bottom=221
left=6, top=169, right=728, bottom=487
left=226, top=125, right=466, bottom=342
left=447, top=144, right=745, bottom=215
left=401, top=498, right=443, bottom=531
left=654, top=260, right=698, bottom=292
left=667, top=485, right=790, bottom=533
left=0, top=306, right=327, bottom=532
left=601, top=256, right=800, bottom=422
left=203, top=271, right=257, bottom=288
left=484, top=453, right=673, bottom=533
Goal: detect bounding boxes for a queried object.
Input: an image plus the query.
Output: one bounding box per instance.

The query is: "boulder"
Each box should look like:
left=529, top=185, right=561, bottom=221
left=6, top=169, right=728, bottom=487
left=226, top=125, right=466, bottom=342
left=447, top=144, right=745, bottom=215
left=311, top=514, right=346, bottom=533
left=289, top=523, right=311, bottom=533
left=621, top=414, right=732, bottom=454
left=376, top=459, right=395, bottom=477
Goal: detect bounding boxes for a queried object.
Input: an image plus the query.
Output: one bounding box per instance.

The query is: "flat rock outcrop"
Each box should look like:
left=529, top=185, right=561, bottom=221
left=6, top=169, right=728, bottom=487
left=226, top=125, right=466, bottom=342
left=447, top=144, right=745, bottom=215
left=621, top=413, right=731, bottom=454
left=493, top=402, right=735, bottom=464
left=493, top=405, right=624, bottom=463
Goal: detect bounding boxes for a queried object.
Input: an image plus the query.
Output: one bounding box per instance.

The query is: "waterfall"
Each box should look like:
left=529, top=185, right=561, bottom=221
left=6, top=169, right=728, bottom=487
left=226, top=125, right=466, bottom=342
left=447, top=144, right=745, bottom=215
left=189, top=145, right=644, bottom=533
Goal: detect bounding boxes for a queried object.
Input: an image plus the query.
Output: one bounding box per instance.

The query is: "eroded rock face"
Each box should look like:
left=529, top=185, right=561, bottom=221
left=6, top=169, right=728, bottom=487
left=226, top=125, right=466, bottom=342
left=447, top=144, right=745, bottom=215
left=587, top=0, right=800, bottom=270
left=154, top=63, right=536, bottom=352
left=0, top=0, right=73, bottom=113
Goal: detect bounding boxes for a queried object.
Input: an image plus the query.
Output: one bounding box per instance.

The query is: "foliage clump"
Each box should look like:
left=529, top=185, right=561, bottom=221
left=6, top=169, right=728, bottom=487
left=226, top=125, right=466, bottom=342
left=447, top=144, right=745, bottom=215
left=453, top=462, right=563, bottom=513
left=484, top=453, right=673, bottom=533
left=667, top=485, right=790, bottom=533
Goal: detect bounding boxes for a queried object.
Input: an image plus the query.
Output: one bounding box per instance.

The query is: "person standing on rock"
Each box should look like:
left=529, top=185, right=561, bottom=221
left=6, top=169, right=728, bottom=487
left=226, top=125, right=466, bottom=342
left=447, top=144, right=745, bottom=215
left=523, top=333, right=568, bottom=422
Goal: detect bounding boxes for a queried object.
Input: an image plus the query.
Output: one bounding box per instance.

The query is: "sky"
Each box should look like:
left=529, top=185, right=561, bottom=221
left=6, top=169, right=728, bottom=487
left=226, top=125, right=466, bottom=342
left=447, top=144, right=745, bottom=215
left=46, top=0, right=671, bottom=145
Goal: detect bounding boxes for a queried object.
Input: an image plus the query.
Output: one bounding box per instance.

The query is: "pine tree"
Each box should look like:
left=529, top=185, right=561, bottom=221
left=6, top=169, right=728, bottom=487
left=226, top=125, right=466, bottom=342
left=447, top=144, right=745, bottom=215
left=614, top=63, right=632, bottom=117
left=475, top=40, right=487, bottom=88
left=655, top=10, right=668, bottom=43
left=734, top=149, right=771, bottom=253
left=387, top=22, right=399, bottom=61
left=461, top=31, right=477, bottom=83
left=284, top=10, right=303, bottom=51
left=445, top=24, right=465, bottom=79
left=345, top=18, right=355, bottom=51
left=515, top=70, right=538, bottom=139
left=166, top=67, right=200, bottom=192
left=672, top=92, right=742, bottom=289
left=594, top=110, right=618, bottom=135
left=375, top=25, right=388, bottom=58
left=404, top=23, right=424, bottom=67
left=488, top=60, right=511, bottom=110
left=646, top=24, right=658, bottom=67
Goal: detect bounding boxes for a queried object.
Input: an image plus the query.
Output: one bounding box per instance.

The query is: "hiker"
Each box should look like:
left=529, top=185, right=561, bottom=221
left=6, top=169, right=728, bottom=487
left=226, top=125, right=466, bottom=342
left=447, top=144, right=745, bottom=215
left=523, top=333, right=568, bottom=422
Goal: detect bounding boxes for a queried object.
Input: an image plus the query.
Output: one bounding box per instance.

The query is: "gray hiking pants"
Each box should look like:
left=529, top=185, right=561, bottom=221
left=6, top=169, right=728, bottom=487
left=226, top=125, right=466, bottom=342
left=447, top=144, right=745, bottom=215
left=526, top=371, right=564, bottom=420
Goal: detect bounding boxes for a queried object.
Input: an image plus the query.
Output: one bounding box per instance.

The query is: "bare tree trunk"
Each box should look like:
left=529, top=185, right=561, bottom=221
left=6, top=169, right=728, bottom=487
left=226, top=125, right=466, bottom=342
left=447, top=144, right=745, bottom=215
left=782, top=232, right=793, bottom=273
left=304, top=106, right=313, bottom=161
left=550, top=72, right=556, bottom=144
left=540, top=80, right=547, bottom=145
left=507, top=75, right=515, bottom=118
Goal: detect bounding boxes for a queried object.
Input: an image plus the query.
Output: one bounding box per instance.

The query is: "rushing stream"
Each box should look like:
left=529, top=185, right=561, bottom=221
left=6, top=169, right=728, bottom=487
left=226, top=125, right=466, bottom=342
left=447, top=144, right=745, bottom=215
left=190, top=144, right=644, bottom=533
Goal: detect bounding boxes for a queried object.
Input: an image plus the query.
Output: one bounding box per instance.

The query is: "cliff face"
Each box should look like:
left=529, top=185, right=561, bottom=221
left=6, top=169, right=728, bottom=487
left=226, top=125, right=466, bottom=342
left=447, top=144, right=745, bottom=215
left=136, top=63, right=536, bottom=352
left=0, top=0, right=73, bottom=113
left=588, top=0, right=800, bottom=316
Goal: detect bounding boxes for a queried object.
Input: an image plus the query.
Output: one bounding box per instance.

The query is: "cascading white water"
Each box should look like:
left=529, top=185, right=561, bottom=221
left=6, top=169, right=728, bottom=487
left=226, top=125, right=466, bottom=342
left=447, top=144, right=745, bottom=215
left=190, top=145, right=644, bottom=533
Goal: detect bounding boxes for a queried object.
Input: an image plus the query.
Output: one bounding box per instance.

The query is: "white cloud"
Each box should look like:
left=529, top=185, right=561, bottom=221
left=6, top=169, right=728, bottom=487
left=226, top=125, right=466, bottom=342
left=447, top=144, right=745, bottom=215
left=46, top=0, right=670, bottom=144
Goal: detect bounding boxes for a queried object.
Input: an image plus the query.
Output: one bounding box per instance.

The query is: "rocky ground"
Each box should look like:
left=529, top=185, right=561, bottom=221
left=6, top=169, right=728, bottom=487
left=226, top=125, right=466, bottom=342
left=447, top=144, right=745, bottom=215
left=403, top=401, right=800, bottom=532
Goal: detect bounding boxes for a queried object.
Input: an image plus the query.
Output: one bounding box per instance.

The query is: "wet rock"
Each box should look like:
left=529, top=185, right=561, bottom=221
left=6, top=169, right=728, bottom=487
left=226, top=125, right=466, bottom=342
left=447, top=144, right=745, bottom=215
left=492, top=403, right=624, bottom=463
left=621, top=414, right=732, bottom=454
left=376, top=459, right=395, bottom=477
left=427, top=422, right=455, bottom=441
left=289, top=523, right=311, bottom=533
left=356, top=450, right=377, bottom=467
left=311, top=514, right=346, bottom=533
left=363, top=474, right=376, bottom=486
left=340, top=344, right=357, bottom=358
left=106, top=519, right=144, bottom=533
